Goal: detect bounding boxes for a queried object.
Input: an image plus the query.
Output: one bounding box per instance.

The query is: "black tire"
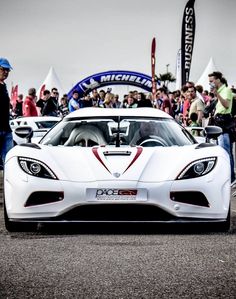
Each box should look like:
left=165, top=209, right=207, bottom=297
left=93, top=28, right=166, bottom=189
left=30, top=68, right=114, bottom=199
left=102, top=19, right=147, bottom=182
left=4, top=200, right=37, bottom=232
left=216, top=207, right=231, bottom=232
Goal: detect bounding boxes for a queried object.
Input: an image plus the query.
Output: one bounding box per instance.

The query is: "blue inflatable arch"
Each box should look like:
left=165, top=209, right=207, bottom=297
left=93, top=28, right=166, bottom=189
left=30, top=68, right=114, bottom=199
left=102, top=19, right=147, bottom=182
left=67, top=70, right=154, bottom=98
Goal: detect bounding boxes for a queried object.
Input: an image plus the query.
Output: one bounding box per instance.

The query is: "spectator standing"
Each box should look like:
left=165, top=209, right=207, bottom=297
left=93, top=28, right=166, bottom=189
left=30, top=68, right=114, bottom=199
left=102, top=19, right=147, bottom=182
left=58, top=96, right=69, bottom=117
left=68, top=90, right=81, bottom=112
left=188, top=86, right=205, bottom=126
left=121, top=94, right=128, bottom=108
left=0, top=57, right=14, bottom=166
left=126, top=95, right=138, bottom=108
left=90, top=89, right=100, bottom=107
left=51, top=87, right=59, bottom=102
left=13, top=94, right=23, bottom=118
left=154, top=90, right=163, bottom=109
left=113, top=94, right=122, bottom=108
left=158, top=87, right=173, bottom=116
left=23, top=88, right=38, bottom=117
left=137, top=92, right=153, bottom=108
left=208, top=71, right=235, bottom=184
left=81, top=94, right=93, bottom=107
left=103, top=93, right=114, bottom=108
left=181, top=86, right=190, bottom=125
left=41, top=89, right=58, bottom=116
left=189, top=112, right=200, bottom=136
left=98, top=90, right=106, bottom=107
left=36, top=89, right=50, bottom=115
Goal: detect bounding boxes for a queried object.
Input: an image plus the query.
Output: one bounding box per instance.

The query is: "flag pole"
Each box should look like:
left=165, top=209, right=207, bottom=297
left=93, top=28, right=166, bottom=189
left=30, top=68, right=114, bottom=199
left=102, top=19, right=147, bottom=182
left=151, top=37, right=158, bottom=108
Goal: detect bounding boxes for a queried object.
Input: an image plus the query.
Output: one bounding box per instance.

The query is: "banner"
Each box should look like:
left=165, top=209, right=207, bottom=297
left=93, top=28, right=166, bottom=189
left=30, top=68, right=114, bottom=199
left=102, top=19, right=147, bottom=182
left=39, top=84, right=46, bottom=99
left=10, top=86, right=14, bottom=106
left=181, top=0, right=196, bottom=86
left=67, top=70, right=153, bottom=99
left=11, top=85, right=18, bottom=108
left=151, top=37, right=157, bottom=100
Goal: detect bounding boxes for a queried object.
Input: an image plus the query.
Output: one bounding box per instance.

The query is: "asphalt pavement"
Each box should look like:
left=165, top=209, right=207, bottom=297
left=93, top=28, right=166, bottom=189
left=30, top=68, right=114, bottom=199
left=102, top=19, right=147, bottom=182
left=0, top=171, right=236, bottom=298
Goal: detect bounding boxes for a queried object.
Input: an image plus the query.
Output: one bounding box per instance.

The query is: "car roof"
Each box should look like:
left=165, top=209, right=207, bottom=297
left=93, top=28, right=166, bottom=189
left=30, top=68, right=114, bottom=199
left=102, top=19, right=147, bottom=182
left=65, top=108, right=172, bottom=119
left=12, top=116, right=61, bottom=122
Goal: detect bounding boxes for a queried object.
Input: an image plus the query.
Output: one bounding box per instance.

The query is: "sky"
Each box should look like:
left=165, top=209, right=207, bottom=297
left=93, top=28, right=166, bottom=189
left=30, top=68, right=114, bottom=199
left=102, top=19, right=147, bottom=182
left=1, top=0, right=236, bottom=97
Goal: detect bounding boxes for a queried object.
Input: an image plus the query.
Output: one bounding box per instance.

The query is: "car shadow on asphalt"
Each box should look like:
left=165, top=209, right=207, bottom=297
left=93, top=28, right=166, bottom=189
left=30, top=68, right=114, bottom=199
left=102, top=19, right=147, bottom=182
left=24, top=221, right=234, bottom=236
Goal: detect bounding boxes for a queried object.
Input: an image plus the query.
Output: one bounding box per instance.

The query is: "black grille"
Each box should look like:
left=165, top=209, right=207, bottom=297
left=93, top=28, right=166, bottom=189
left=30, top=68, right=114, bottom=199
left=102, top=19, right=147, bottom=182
left=170, top=191, right=210, bottom=207
left=55, top=204, right=176, bottom=221
left=25, top=191, right=64, bottom=207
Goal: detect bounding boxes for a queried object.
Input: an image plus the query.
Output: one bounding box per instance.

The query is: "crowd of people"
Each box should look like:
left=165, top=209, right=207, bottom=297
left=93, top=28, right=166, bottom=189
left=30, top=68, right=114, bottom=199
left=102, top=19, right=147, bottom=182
left=1, top=57, right=236, bottom=183
left=9, top=79, right=236, bottom=132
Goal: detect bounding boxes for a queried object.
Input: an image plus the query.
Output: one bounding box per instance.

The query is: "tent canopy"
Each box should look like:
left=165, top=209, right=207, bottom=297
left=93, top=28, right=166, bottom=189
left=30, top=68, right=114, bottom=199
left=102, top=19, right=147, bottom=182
left=37, top=66, right=64, bottom=97
left=196, top=57, right=217, bottom=91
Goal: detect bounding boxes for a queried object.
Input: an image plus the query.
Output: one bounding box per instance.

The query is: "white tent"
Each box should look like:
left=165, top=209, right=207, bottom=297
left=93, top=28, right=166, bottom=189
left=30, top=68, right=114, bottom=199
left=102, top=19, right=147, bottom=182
left=196, top=57, right=218, bottom=91
left=37, top=66, right=64, bottom=98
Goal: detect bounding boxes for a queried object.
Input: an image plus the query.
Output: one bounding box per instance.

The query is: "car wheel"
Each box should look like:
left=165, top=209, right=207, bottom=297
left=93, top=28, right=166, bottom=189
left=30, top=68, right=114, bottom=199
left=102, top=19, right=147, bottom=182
left=4, top=200, right=37, bottom=232
left=216, top=207, right=231, bottom=232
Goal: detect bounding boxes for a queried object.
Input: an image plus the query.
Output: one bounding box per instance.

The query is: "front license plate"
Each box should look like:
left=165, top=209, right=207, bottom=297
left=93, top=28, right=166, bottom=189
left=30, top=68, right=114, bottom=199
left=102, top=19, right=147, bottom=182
left=86, top=188, right=147, bottom=202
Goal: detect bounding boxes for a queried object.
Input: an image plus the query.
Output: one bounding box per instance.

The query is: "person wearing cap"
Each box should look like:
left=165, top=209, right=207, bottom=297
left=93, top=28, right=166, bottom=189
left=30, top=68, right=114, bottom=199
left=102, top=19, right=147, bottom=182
left=0, top=57, right=14, bottom=167
left=23, top=88, right=38, bottom=117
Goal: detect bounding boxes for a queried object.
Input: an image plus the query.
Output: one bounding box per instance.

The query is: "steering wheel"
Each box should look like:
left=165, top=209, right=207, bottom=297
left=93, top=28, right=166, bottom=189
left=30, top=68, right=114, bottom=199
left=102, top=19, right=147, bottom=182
left=136, top=135, right=167, bottom=147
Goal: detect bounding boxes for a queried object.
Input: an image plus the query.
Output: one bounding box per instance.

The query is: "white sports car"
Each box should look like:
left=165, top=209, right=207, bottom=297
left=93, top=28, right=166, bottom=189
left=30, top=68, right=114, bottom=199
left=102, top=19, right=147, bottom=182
left=4, top=108, right=231, bottom=231
left=10, top=116, right=61, bottom=145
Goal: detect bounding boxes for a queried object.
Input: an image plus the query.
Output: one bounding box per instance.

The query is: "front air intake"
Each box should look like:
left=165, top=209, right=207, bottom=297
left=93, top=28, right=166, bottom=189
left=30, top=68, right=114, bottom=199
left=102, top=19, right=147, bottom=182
left=170, top=191, right=210, bottom=207
left=25, top=191, right=64, bottom=207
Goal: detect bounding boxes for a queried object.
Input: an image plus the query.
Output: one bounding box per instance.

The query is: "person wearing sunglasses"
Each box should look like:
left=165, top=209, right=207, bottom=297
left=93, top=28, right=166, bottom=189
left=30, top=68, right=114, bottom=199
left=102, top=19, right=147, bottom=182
left=0, top=57, right=13, bottom=169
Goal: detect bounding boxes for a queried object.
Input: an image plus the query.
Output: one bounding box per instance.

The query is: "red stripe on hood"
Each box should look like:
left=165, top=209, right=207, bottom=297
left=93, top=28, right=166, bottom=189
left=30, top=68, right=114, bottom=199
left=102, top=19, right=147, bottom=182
left=123, top=147, right=143, bottom=174
left=92, top=147, right=111, bottom=173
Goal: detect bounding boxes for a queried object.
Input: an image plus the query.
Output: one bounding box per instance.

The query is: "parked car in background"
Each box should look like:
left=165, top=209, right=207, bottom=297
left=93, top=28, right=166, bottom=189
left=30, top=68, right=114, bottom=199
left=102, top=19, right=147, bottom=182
left=10, top=116, right=61, bottom=145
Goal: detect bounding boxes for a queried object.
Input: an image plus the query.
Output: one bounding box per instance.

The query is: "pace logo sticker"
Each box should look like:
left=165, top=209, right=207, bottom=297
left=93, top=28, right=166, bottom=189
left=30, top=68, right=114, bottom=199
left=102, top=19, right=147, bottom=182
left=96, top=189, right=137, bottom=196
left=94, top=189, right=138, bottom=200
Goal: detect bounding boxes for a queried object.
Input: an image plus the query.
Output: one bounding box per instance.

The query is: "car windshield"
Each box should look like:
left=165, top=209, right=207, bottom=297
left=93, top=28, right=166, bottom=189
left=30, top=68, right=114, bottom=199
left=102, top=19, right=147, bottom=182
left=40, top=116, right=196, bottom=147
left=35, top=120, right=59, bottom=129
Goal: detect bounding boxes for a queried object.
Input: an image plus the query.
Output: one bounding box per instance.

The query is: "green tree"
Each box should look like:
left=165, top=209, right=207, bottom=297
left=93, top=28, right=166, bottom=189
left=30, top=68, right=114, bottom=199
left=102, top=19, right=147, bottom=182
left=157, top=72, right=176, bottom=88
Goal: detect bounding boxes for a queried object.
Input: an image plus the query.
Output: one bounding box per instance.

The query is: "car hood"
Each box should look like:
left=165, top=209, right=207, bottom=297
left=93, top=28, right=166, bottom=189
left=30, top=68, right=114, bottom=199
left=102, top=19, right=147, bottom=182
left=6, top=144, right=227, bottom=182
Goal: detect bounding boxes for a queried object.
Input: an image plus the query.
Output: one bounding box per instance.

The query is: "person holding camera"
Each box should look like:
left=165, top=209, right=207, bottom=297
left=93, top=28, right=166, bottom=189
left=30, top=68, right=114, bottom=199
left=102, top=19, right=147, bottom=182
left=208, top=71, right=235, bottom=184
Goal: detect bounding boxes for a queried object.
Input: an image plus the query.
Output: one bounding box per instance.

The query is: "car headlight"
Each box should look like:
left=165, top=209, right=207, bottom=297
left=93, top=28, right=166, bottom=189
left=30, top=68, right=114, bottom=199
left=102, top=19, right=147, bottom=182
left=18, top=157, right=58, bottom=180
left=177, top=157, right=217, bottom=180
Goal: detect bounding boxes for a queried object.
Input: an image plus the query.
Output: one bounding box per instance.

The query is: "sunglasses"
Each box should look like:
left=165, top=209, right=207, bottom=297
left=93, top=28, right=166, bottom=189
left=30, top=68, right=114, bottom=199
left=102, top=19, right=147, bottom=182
left=0, top=67, right=11, bottom=72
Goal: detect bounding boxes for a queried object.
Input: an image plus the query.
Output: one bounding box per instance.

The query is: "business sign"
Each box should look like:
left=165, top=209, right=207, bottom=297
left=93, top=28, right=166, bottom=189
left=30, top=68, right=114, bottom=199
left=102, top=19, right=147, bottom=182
left=181, top=0, right=196, bottom=85
left=67, top=70, right=154, bottom=98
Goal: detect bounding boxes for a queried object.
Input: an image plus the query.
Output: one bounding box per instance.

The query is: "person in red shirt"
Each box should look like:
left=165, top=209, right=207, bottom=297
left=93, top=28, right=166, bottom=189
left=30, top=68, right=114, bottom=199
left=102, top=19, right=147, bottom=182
left=158, top=87, right=173, bottom=116
left=23, top=88, right=38, bottom=117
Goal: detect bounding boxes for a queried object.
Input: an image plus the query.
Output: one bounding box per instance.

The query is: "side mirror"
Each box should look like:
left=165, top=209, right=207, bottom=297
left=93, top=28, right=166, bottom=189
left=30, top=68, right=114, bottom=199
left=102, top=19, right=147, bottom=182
left=204, top=126, right=222, bottom=143
left=14, top=126, right=33, bottom=143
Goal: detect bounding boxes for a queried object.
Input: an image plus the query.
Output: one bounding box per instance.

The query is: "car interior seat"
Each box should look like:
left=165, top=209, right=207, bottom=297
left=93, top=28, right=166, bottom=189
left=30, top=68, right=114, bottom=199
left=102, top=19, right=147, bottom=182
left=64, top=125, right=107, bottom=147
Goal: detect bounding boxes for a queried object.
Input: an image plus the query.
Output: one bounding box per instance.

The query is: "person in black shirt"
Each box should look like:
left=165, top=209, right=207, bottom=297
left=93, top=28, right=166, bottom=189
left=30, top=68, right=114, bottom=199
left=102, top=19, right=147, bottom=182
left=41, top=89, right=58, bottom=116
left=81, top=94, right=93, bottom=107
left=13, top=94, right=23, bottom=118
left=36, top=89, right=50, bottom=115
left=0, top=58, right=13, bottom=168
left=137, top=92, right=153, bottom=108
